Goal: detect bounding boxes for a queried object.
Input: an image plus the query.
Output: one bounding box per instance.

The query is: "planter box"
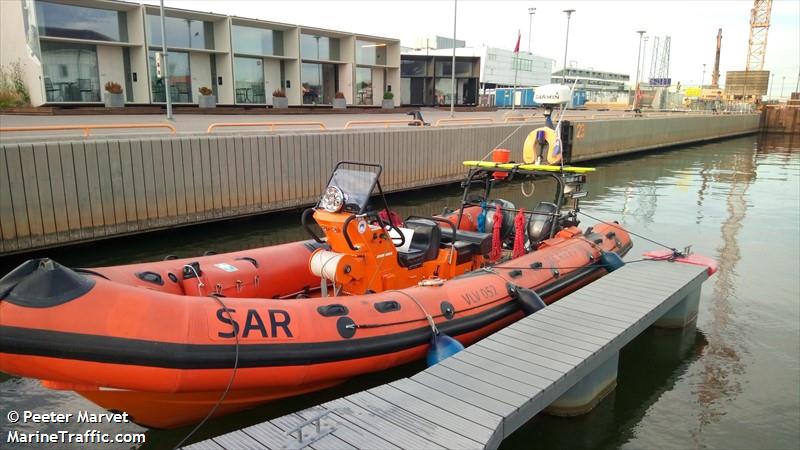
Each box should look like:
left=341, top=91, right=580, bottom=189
left=332, top=98, right=347, bottom=109
left=381, top=99, right=395, bottom=109
left=272, top=97, right=289, bottom=109
left=198, top=95, right=216, bottom=108
left=103, top=92, right=124, bottom=108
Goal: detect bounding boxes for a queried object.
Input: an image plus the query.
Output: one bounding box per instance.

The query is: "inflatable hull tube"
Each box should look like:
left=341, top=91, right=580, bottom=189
left=0, top=225, right=631, bottom=428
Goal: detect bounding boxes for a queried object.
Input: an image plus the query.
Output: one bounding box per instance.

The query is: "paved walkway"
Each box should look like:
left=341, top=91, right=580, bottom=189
left=0, top=109, right=629, bottom=143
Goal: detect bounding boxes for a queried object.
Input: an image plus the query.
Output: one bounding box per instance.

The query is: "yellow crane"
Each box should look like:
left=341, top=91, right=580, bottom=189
left=745, top=0, right=772, bottom=72
left=722, top=0, right=773, bottom=102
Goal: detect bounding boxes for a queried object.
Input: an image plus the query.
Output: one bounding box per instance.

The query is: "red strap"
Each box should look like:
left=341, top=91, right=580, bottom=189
left=512, top=208, right=526, bottom=258
left=489, top=205, right=503, bottom=261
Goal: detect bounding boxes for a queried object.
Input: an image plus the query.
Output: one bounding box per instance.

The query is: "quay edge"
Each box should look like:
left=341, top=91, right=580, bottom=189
left=0, top=113, right=760, bottom=255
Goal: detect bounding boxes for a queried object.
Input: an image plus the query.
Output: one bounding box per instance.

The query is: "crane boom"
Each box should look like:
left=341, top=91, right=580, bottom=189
left=745, top=0, right=772, bottom=72
left=711, top=28, right=722, bottom=88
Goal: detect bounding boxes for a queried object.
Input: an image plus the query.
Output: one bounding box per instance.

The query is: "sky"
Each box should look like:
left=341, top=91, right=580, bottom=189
left=142, top=0, right=800, bottom=96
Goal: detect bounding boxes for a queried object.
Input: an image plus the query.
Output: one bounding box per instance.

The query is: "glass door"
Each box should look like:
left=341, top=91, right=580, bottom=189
left=301, top=62, right=321, bottom=104
left=234, top=57, right=265, bottom=104
left=355, top=67, right=372, bottom=105
left=41, top=42, right=100, bottom=102
left=149, top=50, right=191, bottom=103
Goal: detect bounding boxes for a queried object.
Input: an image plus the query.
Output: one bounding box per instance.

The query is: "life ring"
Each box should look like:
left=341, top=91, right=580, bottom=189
left=523, top=126, right=562, bottom=165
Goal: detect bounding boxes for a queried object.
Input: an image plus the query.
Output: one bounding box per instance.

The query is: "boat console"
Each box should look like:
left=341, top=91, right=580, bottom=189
left=304, top=162, right=482, bottom=296
left=304, top=160, right=593, bottom=297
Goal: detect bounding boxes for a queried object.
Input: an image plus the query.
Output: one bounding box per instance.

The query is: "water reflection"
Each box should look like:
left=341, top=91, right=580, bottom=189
left=690, top=144, right=755, bottom=445
left=500, top=324, right=707, bottom=450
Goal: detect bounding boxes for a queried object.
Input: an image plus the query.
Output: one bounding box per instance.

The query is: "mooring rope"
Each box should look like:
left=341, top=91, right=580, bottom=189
left=173, top=293, right=239, bottom=450
left=577, top=210, right=679, bottom=253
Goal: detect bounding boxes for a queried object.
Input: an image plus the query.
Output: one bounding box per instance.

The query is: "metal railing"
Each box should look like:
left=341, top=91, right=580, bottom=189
left=207, top=121, right=327, bottom=133
left=343, top=119, right=423, bottom=129
left=0, top=123, right=177, bottom=137
left=434, top=117, right=496, bottom=126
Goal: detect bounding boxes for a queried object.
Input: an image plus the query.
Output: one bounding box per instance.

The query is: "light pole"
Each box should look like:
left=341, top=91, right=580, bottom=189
left=159, top=0, right=173, bottom=120
left=701, top=63, right=706, bottom=87
left=796, top=70, right=800, bottom=94
left=450, top=0, right=457, bottom=117
left=769, top=73, right=775, bottom=98
left=528, top=7, right=536, bottom=53
left=780, top=76, right=786, bottom=99
left=633, top=31, right=645, bottom=108
left=561, top=9, right=575, bottom=83
left=640, top=36, right=649, bottom=83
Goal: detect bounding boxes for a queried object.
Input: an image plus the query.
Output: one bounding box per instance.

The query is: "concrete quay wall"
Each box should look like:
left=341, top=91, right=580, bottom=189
left=760, top=105, right=800, bottom=135
left=0, top=114, right=759, bottom=254
left=570, top=113, right=759, bottom=161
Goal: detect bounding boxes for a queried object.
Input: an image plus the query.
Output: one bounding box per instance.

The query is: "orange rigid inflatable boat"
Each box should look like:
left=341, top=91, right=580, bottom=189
left=0, top=160, right=631, bottom=428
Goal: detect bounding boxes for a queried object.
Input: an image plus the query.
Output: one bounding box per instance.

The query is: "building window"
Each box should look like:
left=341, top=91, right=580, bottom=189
left=300, top=34, right=340, bottom=61
left=511, top=59, right=532, bottom=72
left=36, top=1, right=127, bottom=42
left=232, top=25, right=283, bottom=56
left=355, top=67, right=372, bottom=105
left=41, top=42, right=100, bottom=102
left=433, top=76, right=475, bottom=105
left=435, top=61, right=472, bottom=77
left=401, top=60, right=425, bottom=77
left=434, top=78, right=454, bottom=105
left=301, top=62, right=337, bottom=104
left=147, top=14, right=214, bottom=50
left=148, top=50, right=191, bottom=102
left=122, top=47, right=133, bottom=102
left=356, top=40, right=386, bottom=65
left=234, top=57, right=265, bottom=104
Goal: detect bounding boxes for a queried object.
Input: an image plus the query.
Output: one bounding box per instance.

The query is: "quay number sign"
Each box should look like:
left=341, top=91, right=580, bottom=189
left=575, top=123, right=586, bottom=140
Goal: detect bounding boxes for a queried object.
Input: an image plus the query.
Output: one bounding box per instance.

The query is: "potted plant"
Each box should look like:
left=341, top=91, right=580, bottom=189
left=198, top=86, right=216, bottom=108
left=272, top=89, right=288, bottom=109
left=381, top=91, right=394, bottom=109
left=103, top=81, right=124, bottom=108
left=333, top=91, right=347, bottom=109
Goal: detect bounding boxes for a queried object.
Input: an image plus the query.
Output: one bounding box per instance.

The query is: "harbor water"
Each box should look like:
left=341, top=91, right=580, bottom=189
left=0, top=133, right=798, bottom=449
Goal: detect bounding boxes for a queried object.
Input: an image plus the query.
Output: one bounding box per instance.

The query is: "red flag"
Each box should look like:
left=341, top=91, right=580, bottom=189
left=513, top=30, right=521, bottom=53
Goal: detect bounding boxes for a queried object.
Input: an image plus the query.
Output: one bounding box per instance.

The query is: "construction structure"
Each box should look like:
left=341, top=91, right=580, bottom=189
left=725, top=0, right=773, bottom=100
left=745, top=0, right=773, bottom=71
left=711, top=29, right=722, bottom=88
left=647, top=36, right=672, bottom=109
left=648, top=36, right=672, bottom=87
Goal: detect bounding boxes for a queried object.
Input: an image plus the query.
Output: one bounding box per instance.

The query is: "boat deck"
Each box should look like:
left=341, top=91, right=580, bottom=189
left=183, top=259, right=709, bottom=450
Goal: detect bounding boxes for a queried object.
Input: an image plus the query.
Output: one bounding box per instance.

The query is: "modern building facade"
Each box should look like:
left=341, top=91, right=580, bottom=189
left=412, top=35, right=466, bottom=51
left=405, top=45, right=554, bottom=93
left=550, top=67, right=630, bottom=92
left=399, top=54, right=480, bottom=106
left=0, top=0, right=401, bottom=107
